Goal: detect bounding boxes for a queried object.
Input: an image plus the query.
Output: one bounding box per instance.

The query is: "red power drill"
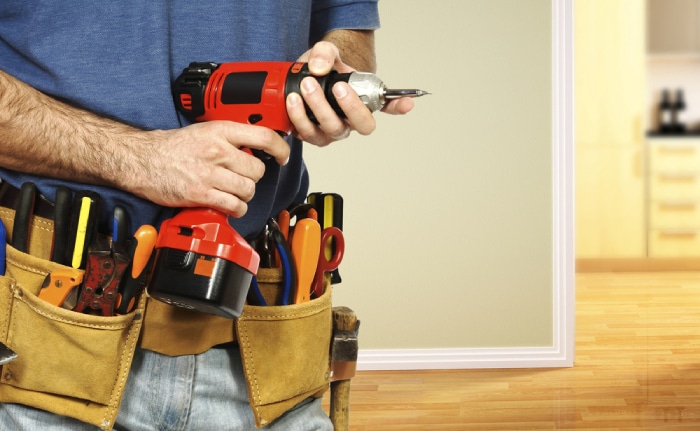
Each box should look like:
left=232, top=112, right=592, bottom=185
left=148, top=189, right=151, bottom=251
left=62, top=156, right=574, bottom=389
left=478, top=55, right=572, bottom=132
left=172, top=61, right=429, bottom=135
left=150, top=62, right=427, bottom=319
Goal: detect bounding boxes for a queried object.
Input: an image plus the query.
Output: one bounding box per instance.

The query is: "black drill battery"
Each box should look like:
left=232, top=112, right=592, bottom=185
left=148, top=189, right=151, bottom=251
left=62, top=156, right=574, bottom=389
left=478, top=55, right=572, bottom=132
left=148, top=208, right=259, bottom=319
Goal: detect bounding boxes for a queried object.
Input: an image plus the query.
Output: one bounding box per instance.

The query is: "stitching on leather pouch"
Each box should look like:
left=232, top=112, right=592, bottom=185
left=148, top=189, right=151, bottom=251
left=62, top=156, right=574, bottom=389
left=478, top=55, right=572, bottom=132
left=5, top=257, right=48, bottom=278
left=104, top=327, right=133, bottom=427
left=0, top=281, right=13, bottom=344
left=16, top=289, right=132, bottom=330
left=103, top=298, right=144, bottom=429
left=241, top=309, right=322, bottom=320
left=31, top=217, right=53, bottom=235
left=242, top=297, right=328, bottom=320
left=239, top=321, right=263, bottom=413
left=0, top=210, right=52, bottom=238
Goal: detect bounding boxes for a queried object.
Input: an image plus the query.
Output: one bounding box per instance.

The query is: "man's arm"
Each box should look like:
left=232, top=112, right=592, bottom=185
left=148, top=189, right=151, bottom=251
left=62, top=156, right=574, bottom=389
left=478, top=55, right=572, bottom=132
left=0, top=69, right=289, bottom=217
left=322, top=29, right=377, bottom=73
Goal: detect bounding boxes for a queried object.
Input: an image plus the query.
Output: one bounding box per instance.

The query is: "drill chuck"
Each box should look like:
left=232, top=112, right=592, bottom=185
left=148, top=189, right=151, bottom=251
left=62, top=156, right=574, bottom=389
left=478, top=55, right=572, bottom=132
left=346, top=71, right=387, bottom=113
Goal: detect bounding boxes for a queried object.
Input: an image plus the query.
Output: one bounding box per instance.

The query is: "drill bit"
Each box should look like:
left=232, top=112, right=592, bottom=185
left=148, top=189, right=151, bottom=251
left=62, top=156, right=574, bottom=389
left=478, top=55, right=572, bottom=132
left=384, top=89, right=432, bottom=99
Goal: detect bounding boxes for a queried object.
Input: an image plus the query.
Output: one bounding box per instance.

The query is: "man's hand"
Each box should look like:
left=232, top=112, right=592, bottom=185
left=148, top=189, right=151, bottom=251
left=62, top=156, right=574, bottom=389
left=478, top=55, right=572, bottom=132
left=140, top=122, right=290, bottom=218
left=287, top=36, right=415, bottom=147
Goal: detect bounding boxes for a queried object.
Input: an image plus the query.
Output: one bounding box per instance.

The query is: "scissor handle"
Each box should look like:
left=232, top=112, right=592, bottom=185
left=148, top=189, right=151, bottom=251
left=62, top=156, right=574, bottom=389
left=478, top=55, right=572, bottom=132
left=312, top=227, right=344, bottom=298
left=319, top=227, right=344, bottom=271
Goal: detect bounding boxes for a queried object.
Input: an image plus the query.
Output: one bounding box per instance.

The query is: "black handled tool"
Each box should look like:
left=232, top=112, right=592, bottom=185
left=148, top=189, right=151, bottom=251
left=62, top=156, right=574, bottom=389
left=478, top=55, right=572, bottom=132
left=115, top=225, right=157, bottom=315
left=11, top=182, right=36, bottom=253
left=51, top=186, right=72, bottom=264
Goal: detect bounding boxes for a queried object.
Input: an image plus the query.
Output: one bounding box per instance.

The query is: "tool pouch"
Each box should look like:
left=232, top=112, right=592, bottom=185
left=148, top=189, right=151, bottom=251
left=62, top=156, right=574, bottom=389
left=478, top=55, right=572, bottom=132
left=236, top=267, right=333, bottom=428
left=0, top=214, right=146, bottom=430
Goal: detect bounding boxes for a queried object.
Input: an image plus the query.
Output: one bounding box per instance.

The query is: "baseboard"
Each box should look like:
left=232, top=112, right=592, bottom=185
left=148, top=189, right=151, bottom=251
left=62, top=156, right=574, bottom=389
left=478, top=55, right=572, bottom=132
left=357, top=346, right=573, bottom=371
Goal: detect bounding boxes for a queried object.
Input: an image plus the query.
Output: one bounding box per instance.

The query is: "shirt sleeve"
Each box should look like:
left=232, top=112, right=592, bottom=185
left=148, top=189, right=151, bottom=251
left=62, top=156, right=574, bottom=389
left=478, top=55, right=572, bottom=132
left=309, top=0, right=380, bottom=44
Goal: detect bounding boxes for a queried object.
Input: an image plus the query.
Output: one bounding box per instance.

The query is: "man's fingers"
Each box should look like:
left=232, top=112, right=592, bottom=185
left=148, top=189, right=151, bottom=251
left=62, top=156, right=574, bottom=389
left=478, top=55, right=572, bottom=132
left=332, top=82, right=375, bottom=136
left=214, top=121, right=290, bottom=166
left=381, top=97, right=415, bottom=115
left=306, top=42, right=341, bottom=75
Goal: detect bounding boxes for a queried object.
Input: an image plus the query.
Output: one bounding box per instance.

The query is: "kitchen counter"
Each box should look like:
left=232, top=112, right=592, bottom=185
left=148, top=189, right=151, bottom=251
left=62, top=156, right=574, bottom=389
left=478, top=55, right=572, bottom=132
left=648, top=132, right=700, bottom=137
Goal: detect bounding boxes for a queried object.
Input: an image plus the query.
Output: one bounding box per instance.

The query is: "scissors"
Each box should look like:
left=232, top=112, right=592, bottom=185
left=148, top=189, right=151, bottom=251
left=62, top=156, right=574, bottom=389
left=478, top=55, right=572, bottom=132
left=311, top=227, right=344, bottom=298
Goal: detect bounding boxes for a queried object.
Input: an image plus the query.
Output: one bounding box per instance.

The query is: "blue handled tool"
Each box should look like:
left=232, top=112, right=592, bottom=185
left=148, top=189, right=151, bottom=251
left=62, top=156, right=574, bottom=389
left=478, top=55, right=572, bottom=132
left=272, top=227, right=296, bottom=306
left=112, top=205, right=129, bottom=250
left=0, top=220, right=6, bottom=275
left=247, top=219, right=297, bottom=306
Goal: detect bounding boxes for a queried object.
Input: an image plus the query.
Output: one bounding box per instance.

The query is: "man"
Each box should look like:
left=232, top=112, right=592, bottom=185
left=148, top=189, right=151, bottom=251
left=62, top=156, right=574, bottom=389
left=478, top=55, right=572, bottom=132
left=0, top=1, right=413, bottom=429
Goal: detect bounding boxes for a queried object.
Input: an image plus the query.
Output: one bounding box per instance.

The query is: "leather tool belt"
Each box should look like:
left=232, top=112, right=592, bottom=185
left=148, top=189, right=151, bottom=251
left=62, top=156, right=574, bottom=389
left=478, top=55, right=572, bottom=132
left=0, top=185, right=333, bottom=429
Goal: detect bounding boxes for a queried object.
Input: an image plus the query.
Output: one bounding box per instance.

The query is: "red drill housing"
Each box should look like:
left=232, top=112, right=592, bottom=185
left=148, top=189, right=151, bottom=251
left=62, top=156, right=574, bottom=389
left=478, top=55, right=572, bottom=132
left=172, top=61, right=347, bottom=135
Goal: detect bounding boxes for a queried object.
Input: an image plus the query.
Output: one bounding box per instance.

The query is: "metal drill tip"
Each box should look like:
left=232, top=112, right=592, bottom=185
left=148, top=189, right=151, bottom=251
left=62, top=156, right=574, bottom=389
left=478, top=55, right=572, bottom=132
left=384, top=89, right=432, bottom=99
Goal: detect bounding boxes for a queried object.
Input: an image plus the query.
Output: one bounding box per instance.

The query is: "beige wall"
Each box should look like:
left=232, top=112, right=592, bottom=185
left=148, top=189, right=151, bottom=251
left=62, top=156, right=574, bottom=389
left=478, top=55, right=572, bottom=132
left=304, top=0, right=554, bottom=350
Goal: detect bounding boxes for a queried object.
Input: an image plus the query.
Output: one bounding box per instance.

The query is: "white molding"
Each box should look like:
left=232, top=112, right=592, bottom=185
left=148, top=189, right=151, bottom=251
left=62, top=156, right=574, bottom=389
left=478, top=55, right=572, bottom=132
left=550, top=0, right=575, bottom=369
left=357, top=346, right=572, bottom=371
left=356, top=0, right=576, bottom=371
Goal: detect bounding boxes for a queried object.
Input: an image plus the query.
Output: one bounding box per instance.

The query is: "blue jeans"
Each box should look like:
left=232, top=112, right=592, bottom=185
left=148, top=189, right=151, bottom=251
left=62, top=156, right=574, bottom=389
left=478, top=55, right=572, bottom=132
left=0, top=346, right=333, bottom=430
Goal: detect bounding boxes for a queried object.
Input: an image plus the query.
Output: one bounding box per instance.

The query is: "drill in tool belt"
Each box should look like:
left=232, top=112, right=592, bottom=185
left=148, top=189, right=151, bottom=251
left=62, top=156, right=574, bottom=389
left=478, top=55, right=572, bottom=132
left=147, top=62, right=429, bottom=319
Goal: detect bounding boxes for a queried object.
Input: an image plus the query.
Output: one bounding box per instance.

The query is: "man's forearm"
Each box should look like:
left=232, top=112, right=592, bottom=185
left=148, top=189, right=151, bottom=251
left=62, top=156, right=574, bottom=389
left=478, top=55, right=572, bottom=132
left=322, top=30, right=376, bottom=73
left=0, top=68, right=291, bottom=216
left=0, top=68, right=152, bottom=190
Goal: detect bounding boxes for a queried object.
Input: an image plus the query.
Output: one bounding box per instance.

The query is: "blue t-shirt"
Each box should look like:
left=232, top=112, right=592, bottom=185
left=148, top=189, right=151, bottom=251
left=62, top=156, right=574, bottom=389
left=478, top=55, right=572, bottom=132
left=0, top=0, right=379, bottom=238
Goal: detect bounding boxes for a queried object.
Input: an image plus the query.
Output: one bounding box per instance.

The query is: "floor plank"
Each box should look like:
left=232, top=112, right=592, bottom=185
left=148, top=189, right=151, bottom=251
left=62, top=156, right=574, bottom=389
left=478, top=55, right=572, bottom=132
left=324, top=272, right=700, bottom=430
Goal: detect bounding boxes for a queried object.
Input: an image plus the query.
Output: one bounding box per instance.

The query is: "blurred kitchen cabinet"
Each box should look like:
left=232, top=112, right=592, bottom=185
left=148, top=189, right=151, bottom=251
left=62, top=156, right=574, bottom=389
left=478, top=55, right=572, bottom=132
left=576, top=146, right=645, bottom=257
left=576, top=0, right=646, bottom=144
left=647, top=138, right=700, bottom=256
left=575, top=0, right=646, bottom=258
left=647, top=0, right=700, bottom=55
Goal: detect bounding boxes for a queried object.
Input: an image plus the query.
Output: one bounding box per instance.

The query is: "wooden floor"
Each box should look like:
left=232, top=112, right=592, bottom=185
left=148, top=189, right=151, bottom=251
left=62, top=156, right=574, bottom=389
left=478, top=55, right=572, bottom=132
left=324, top=272, right=700, bottom=430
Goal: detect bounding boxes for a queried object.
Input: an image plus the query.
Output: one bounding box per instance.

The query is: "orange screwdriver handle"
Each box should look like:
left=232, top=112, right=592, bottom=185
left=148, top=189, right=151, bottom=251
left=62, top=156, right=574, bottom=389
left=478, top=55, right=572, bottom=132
left=115, top=225, right=157, bottom=315
left=291, top=218, right=321, bottom=304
